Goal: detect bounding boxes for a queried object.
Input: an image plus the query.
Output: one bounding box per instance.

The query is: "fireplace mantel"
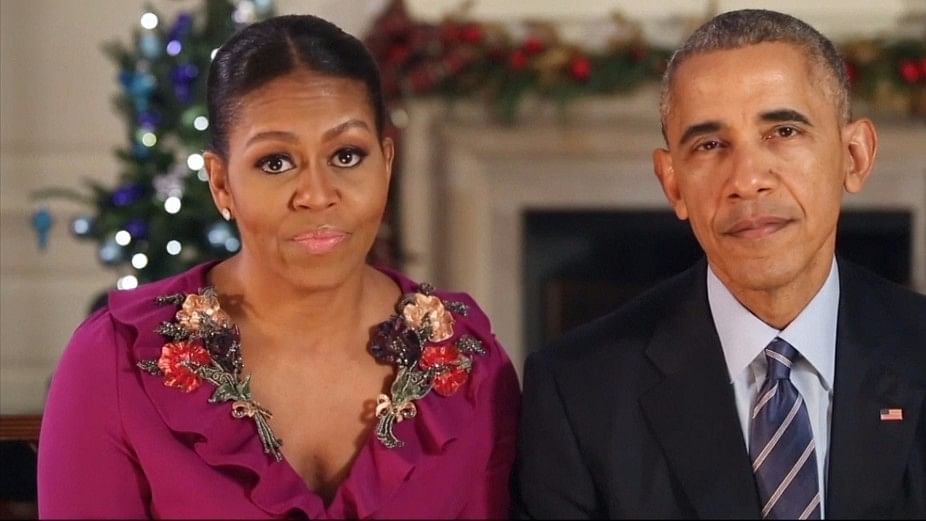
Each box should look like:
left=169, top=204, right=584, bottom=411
left=398, top=91, right=926, bottom=376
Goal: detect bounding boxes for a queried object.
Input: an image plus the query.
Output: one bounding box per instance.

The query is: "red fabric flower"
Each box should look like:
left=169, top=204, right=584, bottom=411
left=157, top=340, right=211, bottom=392
left=420, top=345, right=470, bottom=396
left=419, top=344, right=461, bottom=369
left=432, top=367, right=469, bottom=396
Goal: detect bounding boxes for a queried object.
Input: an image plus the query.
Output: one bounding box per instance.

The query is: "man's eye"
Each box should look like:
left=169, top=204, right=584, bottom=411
left=257, top=155, right=294, bottom=174
left=776, top=126, right=797, bottom=138
left=331, top=148, right=367, bottom=168
left=697, top=140, right=721, bottom=151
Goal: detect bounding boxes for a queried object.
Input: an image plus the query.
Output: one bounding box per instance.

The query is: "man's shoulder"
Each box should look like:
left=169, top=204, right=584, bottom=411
left=839, top=259, right=926, bottom=383
left=533, top=262, right=703, bottom=371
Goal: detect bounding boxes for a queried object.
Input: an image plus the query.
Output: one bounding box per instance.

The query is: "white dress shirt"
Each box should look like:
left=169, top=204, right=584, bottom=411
left=707, top=258, right=839, bottom=518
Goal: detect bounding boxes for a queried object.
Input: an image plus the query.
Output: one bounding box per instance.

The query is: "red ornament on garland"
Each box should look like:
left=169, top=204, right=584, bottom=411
left=461, top=23, right=483, bottom=45
left=510, top=49, right=529, bottom=70
left=570, top=56, right=593, bottom=81
left=522, top=37, right=545, bottom=56
left=899, top=59, right=921, bottom=84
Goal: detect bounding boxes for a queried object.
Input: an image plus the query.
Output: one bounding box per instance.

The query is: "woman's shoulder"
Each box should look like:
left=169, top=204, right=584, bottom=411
left=106, top=261, right=216, bottom=323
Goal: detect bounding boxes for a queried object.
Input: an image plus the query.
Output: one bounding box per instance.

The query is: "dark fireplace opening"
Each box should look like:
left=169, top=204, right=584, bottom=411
left=523, top=210, right=913, bottom=352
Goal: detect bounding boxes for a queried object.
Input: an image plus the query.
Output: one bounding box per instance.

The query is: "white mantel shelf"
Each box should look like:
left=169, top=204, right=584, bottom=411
left=399, top=92, right=926, bottom=377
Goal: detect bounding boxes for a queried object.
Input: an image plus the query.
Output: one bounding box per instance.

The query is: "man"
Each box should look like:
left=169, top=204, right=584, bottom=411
left=514, top=9, right=925, bottom=519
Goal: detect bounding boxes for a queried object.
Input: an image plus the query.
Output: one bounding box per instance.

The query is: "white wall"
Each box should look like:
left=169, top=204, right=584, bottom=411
left=0, top=0, right=918, bottom=413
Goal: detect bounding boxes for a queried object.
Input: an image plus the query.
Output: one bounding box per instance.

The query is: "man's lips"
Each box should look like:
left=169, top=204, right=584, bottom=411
left=724, top=216, right=793, bottom=239
left=291, top=229, right=349, bottom=254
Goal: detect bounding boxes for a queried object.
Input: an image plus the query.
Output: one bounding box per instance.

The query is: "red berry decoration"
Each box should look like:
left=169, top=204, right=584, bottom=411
left=570, top=56, right=593, bottom=81
left=899, top=59, right=921, bottom=84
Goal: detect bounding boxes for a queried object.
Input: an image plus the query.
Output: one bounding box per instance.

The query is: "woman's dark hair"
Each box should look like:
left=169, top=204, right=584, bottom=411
left=206, top=14, right=386, bottom=157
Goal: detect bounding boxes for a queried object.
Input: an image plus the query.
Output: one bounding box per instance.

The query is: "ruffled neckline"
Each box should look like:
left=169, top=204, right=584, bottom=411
left=108, top=261, right=484, bottom=519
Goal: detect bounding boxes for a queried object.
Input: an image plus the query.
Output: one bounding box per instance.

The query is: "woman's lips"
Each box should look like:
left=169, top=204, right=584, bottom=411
left=291, top=230, right=349, bottom=254
left=724, top=217, right=792, bottom=240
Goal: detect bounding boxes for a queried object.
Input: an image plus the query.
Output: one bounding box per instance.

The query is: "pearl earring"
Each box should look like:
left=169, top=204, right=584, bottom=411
left=220, top=208, right=232, bottom=221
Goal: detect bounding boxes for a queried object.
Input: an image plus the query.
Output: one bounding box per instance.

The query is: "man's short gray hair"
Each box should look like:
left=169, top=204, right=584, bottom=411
left=659, top=9, right=850, bottom=139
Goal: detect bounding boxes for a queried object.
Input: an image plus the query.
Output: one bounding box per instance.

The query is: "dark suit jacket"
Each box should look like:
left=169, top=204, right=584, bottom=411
left=514, top=259, right=926, bottom=519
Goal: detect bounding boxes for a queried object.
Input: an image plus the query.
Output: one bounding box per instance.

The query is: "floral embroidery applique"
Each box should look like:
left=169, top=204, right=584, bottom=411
left=137, top=288, right=283, bottom=461
left=369, top=283, right=485, bottom=448
left=137, top=282, right=485, bottom=460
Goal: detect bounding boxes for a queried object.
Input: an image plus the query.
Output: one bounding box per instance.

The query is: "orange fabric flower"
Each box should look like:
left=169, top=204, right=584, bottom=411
left=402, top=293, right=454, bottom=342
left=157, top=340, right=211, bottom=392
left=176, top=293, right=231, bottom=331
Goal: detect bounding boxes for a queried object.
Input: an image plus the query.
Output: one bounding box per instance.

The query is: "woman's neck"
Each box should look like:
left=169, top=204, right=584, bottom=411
left=212, top=254, right=377, bottom=345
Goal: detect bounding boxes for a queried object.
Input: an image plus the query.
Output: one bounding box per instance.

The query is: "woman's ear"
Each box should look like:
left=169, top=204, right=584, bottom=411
left=204, top=151, right=233, bottom=218
left=381, top=137, right=395, bottom=184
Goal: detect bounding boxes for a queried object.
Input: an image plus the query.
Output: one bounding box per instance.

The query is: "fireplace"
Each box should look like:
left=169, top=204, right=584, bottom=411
left=523, top=209, right=914, bottom=350
left=398, top=94, right=926, bottom=376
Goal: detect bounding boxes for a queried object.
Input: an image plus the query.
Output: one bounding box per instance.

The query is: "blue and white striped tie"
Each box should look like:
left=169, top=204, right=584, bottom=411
left=750, top=338, right=821, bottom=519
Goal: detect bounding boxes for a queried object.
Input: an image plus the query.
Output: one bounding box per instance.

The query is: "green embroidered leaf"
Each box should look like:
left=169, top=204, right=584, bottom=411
left=457, top=335, right=485, bottom=355
left=237, top=375, right=252, bottom=399
left=444, top=300, right=470, bottom=316
left=137, top=359, right=161, bottom=375
left=210, top=382, right=238, bottom=403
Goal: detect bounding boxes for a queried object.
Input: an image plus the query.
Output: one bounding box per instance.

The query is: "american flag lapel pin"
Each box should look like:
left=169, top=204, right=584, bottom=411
left=880, top=408, right=903, bottom=421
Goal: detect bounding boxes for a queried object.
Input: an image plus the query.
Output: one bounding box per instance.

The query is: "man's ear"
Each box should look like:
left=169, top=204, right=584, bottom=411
left=842, top=118, right=878, bottom=194
left=204, top=151, right=233, bottom=218
left=653, top=148, right=689, bottom=220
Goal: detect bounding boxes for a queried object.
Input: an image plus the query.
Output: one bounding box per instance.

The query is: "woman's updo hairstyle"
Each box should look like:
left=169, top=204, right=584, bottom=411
left=206, top=14, right=387, bottom=158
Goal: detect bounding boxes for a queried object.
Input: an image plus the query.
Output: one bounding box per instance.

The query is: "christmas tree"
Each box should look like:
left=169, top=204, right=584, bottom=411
left=33, top=0, right=275, bottom=291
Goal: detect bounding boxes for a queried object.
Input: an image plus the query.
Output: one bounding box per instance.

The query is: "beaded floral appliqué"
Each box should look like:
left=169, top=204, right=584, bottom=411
left=137, top=288, right=283, bottom=460
left=370, top=283, right=485, bottom=448
left=137, top=282, right=485, bottom=460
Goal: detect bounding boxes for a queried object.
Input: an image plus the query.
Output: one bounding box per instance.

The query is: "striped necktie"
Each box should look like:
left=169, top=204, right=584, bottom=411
left=749, top=338, right=821, bottom=519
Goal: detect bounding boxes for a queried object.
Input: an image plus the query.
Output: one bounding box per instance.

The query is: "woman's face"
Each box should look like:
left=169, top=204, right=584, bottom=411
left=206, top=69, right=393, bottom=289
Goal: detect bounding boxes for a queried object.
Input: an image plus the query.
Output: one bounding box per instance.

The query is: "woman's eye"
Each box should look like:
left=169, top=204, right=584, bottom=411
left=331, top=148, right=367, bottom=168
left=257, top=155, right=294, bottom=174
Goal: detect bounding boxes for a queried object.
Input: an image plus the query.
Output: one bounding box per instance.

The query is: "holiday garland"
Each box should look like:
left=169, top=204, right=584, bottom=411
left=365, top=0, right=926, bottom=122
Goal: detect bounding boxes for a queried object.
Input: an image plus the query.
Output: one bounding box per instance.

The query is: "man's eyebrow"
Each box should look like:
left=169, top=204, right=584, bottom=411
left=323, top=119, right=371, bottom=140
left=678, top=121, right=722, bottom=147
left=759, top=109, right=812, bottom=126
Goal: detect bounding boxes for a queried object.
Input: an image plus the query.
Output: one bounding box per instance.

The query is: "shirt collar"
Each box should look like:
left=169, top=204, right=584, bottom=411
left=707, top=258, right=839, bottom=390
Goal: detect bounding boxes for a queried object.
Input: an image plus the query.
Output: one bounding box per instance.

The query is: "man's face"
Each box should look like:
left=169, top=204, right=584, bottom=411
left=654, top=42, right=874, bottom=299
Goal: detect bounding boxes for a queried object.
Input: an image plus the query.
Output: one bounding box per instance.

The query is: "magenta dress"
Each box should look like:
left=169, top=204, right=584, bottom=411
left=38, top=262, right=520, bottom=519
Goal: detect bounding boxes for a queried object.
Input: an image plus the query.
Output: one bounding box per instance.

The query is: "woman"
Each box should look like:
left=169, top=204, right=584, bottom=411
left=38, top=14, right=520, bottom=519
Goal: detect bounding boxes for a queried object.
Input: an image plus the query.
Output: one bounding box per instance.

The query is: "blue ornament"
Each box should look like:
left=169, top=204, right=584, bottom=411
left=70, top=215, right=95, bottom=238
left=132, top=142, right=152, bottom=159
left=168, top=13, right=194, bottom=42
left=137, top=110, right=162, bottom=129
left=206, top=220, right=234, bottom=247
left=139, top=32, right=162, bottom=59
left=98, top=237, right=124, bottom=266
left=111, top=183, right=145, bottom=207
left=125, top=217, right=148, bottom=240
left=31, top=207, right=54, bottom=251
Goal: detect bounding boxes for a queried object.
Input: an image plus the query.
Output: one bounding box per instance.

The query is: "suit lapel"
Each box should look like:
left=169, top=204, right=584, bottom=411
left=826, top=264, right=925, bottom=517
left=639, top=263, right=761, bottom=519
